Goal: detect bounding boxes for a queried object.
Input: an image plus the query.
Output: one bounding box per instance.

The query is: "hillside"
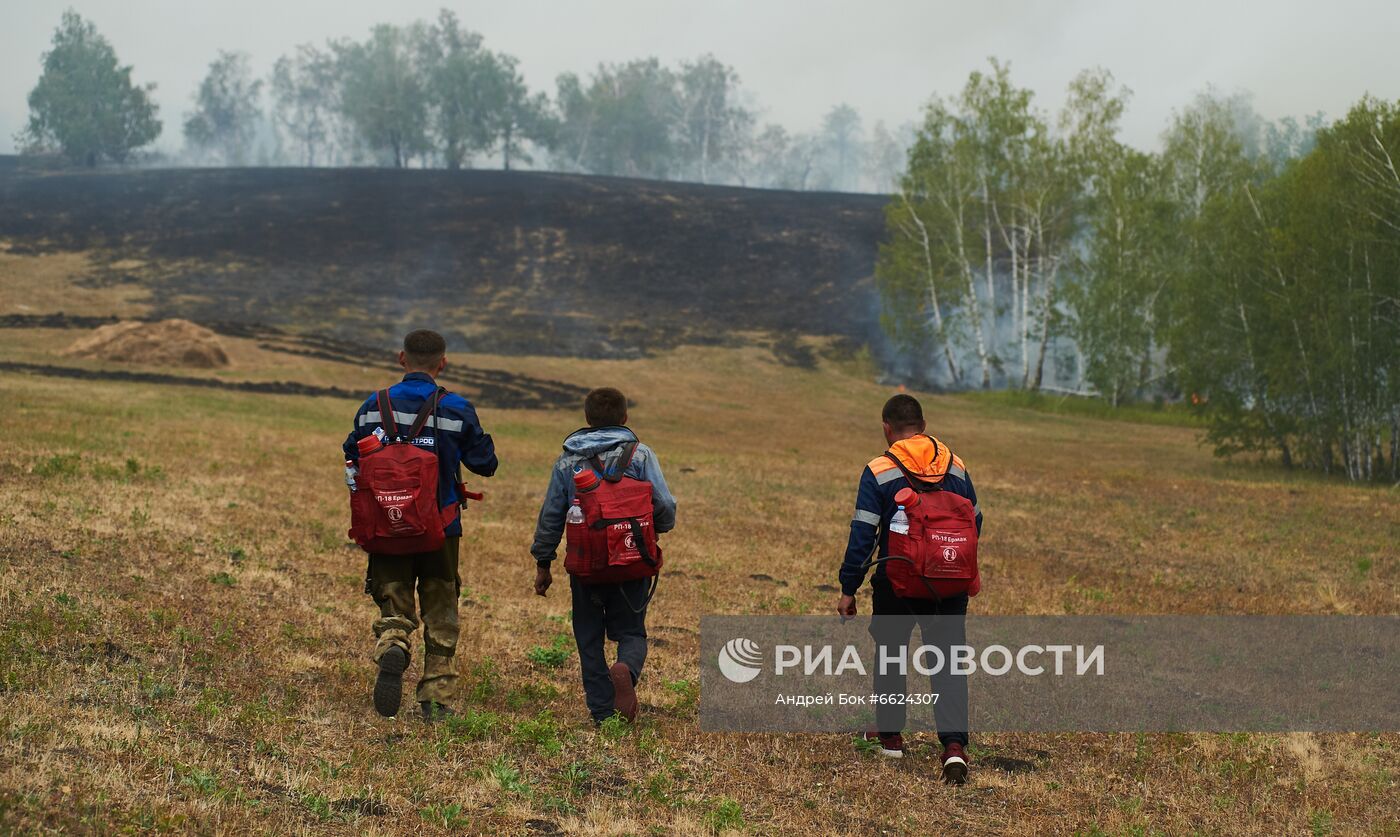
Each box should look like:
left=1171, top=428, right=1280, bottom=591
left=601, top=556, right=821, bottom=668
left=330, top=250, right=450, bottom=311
left=1, top=321, right=1396, bottom=833
left=0, top=166, right=889, bottom=358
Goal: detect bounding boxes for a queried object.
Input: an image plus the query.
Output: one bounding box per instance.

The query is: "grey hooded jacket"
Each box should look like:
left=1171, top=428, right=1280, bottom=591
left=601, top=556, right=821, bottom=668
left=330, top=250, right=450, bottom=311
left=530, top=425, right=677, bottom=565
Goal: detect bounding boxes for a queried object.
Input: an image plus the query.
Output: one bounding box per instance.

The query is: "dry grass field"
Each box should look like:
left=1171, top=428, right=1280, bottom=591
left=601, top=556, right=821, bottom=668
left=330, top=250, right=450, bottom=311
left=1, top=252, right=1397, bottom=835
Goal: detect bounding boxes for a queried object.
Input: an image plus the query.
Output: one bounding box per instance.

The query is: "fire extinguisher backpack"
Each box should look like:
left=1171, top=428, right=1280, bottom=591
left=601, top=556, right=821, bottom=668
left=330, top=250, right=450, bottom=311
left=348, top=387, right=459, bottom=555
left=564, top=441, right=663, bottom=586
left=879, top=447, right=979, bottom=600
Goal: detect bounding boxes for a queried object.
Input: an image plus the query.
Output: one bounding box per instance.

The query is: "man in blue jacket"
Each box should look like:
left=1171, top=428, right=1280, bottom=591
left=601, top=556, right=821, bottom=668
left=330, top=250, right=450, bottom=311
left=530, top=387, right=677, bottom=725
left=343, top=329, right=498, bottom=721
left=836, top=394, right=982, bottom=783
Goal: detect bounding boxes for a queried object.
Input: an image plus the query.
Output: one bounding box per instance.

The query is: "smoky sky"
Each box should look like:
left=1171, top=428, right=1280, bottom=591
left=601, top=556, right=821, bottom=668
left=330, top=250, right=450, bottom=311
left=2, top=0, right=1397, bottom=155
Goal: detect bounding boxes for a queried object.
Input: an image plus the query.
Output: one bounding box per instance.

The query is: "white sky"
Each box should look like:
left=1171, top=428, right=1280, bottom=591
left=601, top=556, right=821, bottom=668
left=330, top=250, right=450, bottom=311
left=2, top=0, right=1397, bottom=154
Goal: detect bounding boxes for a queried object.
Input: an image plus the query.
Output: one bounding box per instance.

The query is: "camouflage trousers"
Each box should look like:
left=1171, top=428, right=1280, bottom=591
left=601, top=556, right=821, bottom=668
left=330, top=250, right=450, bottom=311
left=367, top=537, right=461, bottom=705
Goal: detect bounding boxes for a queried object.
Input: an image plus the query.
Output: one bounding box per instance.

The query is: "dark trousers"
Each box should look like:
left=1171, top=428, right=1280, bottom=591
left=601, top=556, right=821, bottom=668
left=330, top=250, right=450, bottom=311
left=569, top=575, right=650, bottom=722
left=869, top=573, right=969, bottom=747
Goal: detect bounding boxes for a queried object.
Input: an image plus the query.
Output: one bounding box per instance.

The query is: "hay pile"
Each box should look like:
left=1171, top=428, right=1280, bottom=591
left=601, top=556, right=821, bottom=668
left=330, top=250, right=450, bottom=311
left=63, top=319, right=230, bottom=369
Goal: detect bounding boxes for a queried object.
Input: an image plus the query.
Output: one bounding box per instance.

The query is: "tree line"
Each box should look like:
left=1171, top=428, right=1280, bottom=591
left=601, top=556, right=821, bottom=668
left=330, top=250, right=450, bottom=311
left=19, top=13, right=1395, bottom=481
left=877, top=61, right=1398, bottom=482
left=17, top=10, right=905, bottom=191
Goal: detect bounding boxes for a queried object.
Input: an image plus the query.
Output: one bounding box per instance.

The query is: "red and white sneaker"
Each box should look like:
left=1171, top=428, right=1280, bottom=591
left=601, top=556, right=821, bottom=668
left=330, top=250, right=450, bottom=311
left=863, top=730, right=905, bottom=758
left=941, top=741, right=969, bottom=784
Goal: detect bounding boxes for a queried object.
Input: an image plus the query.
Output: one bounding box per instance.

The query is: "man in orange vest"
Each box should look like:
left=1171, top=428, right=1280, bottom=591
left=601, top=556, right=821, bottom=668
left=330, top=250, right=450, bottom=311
left=836, top=394, right=982, bottom=783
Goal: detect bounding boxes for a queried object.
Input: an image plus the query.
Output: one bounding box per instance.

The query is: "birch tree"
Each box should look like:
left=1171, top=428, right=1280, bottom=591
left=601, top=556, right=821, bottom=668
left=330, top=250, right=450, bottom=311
left=334, top=24, right=430, bottom=168
left=877, top=100, right=993, bottom=387
left=1173, top=97, right=1400, bottom=481
left=184, top=51, right=264, bottom=165
left=676, top=56, right=752, bottom=184
left=417, top=10, right=493, bottom=170
left=270, top=44, right=337, bottom=166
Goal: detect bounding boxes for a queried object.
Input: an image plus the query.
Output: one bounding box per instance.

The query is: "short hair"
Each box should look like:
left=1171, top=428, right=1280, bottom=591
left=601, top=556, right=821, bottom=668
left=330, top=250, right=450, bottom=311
left=584, top=387, right=628, bottom=427
left=882, top=393, right=924, bottom=431
left=403, top=329, right=446, bottom=369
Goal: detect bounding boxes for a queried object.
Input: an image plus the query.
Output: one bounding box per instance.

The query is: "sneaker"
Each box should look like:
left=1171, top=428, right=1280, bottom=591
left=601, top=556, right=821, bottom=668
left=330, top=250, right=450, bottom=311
left=373, top=646, right=408, bottom=718
left=864, top=730, right=905, bottom=758
left=609, top=663, right=638, bottom=723
left=420, top=701, right=456, bottom=723
left=941, top=742, right=969, bottom=784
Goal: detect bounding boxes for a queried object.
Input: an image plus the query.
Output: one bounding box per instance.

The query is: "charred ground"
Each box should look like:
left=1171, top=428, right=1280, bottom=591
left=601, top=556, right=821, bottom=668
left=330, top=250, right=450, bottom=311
left=0, top=165, right=888, bottom=357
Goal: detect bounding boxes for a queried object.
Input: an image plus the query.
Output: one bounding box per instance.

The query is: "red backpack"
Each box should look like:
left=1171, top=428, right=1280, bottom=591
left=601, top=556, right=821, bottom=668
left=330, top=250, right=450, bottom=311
left=564, top=441, right=663, bottom=586
left=879, top=451, right=979, bottom=599
left=348, top=388, right=458, bottom=555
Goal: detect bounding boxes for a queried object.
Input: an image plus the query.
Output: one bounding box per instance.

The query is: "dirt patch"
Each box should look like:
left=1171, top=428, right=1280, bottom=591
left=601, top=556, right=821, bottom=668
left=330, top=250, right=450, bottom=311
left=0, top=250, right=151, bottom=318
left=0, top=360, right=584, bottom=411
left=2, top=360, right=363, bottom=400
left=5, top=313, right=590, bottom=410
left=980, top=755, right=1038, bottom=773
left=63, top=318, right=229, bottom=369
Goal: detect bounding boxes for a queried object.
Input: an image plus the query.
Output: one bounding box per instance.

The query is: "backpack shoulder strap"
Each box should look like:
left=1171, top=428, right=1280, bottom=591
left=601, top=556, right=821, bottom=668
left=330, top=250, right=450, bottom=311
left=593, top=440, right=639, bottom=483
left=405, top=387, right=445, bottom=441
left=376, top=389, right=398, bottom=436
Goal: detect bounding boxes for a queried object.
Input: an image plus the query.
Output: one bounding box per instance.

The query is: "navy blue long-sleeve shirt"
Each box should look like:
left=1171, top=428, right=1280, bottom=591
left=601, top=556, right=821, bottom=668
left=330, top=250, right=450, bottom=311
left=839, top=434, right=982, bottom=596
left=343, top=372, right=497, bottom=537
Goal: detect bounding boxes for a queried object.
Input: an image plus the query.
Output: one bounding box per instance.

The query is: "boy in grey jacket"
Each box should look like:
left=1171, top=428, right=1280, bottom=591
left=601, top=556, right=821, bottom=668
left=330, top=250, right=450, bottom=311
left=530, top=387, right=677, bottom=724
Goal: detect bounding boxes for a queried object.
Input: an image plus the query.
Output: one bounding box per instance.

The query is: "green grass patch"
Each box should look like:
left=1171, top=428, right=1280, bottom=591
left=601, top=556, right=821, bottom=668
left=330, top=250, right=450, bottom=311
left=488, top=756, right=531, bottom=797
left=852, top=733, right=881, bottom=756
left=526, top=633, right=573, bottom=668
left=705, top=797, right=745, bottom=833
left=33, top=452, right=83, bottom=478
left=664, top=678, right=699, bottom=710
left=440, top=709, right=501, bottom=743
left=598, top=713, right=631, bottom=741
left=420, top=802, right=473, bottom=830
left=959, top=389, right=1202, bottom=428
left=466, top=658, right=500, bottom=703
left=510, top=711, right=563, bottom=755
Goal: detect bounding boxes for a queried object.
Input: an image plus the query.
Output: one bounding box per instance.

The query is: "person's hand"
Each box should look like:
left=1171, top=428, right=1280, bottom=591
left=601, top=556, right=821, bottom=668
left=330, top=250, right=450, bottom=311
left=837, top=594, right=857, bottom=619
left=534, top=565, right=553, bottom=597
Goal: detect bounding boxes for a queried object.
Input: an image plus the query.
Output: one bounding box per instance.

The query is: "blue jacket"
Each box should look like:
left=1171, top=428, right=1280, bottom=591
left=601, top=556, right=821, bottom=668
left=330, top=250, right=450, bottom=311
left=530, top=426, right=677, bottom=565
left=343, top=372, right=498, bottom=536
left=839, top=434, right=982, bottom=596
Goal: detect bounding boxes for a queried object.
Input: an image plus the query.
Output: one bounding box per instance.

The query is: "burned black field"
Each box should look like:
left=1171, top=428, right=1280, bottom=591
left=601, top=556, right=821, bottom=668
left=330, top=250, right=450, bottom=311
left=0, top=166, right=888, bottom=357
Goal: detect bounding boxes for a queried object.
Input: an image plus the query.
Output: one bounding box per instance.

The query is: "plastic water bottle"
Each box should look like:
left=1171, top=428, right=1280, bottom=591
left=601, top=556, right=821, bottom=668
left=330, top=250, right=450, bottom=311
left=566, top=499, right=585, bottom=525
left=889, top=505, right=909, bottom=535
left=344, top=460, right=358, bottom=492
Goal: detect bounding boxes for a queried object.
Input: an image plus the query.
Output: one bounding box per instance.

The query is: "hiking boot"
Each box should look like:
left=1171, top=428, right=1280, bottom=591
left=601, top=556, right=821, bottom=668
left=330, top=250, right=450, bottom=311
left=941, top=741, right=969, bottom=784
left=373, top=646, right=408, bottom=718
left=864, top=731, right=905, bottom=758
left=420, top=701, right=456, bottom=723
left=609, top=663, right=638, bottom=723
